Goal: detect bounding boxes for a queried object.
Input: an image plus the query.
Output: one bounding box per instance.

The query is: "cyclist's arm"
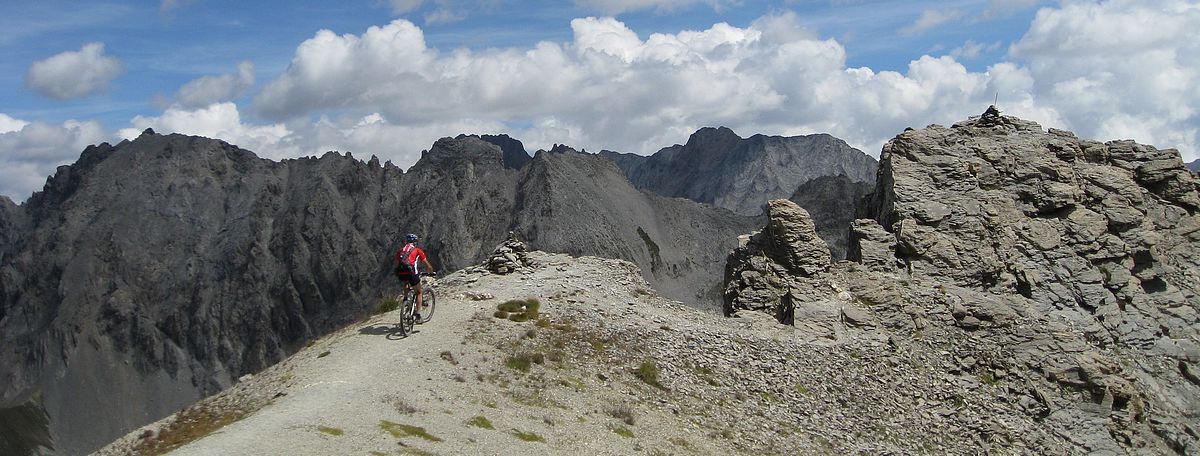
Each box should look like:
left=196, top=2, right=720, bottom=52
left=421, top=258, right=434, bottom=272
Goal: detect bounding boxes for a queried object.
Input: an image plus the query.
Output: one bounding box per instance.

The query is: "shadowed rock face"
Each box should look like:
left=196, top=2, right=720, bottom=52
left=726, top=109, right=1200, bottom=454
left=0, top=132, right=755, bottom=455
left=788, top=175, right=873, bottom=259
left=478, top=134, right=532, bottom=170
left=599, top=127, right=877, bottom=219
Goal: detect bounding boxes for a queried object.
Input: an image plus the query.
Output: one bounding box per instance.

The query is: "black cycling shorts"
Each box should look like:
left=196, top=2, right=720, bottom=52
left=398, top=273, right=420, bottom=286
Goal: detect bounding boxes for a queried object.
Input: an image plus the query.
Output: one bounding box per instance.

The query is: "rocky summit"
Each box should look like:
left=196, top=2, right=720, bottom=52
left=726, top=108, right=1200, bottom=454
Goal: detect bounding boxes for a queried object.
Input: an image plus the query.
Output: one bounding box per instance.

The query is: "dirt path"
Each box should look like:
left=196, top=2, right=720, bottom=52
left=105, top=252, right=737, bottom=456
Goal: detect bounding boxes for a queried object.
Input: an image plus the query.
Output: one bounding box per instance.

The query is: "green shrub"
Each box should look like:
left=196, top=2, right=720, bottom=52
left=375, top=297, right=401, bottom=315
left=504, top=352, right=545, bottom=372
left=512, top=429, right=545, bottom=443
left=128, top=404, right=252, bottom=456
left=379, top=421, right=442, bottom=442
left=317, top=426, right=343, bottom=436
left=497, top=298, right=540, bottom=321
left=634, top=360, right=664, bottom=389
left=466, top=416, right=495, bottom=430
left=609, top=425, right=634, bottom=438
left=669, top=437, right=691, bottom=448
left=506, top=356, right=531, bottom=372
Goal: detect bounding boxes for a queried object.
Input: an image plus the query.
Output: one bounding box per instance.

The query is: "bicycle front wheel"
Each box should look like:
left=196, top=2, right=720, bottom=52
left=421, top=287, right=436, bottom=323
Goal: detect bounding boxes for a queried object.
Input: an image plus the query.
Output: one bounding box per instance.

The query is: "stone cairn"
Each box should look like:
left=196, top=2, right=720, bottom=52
left=485, top=232, right=531, bottom=274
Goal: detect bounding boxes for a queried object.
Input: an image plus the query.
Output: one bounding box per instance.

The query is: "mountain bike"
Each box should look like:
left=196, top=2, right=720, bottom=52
left=396, top=272, right=437, bottom=337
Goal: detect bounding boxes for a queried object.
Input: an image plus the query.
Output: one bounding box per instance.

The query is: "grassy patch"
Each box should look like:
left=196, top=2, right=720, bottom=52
left=317, top=425, right=343, bottom=436
left=693, top=365, right=719, bottom=386
left=128, top=404, right=252, bottom=455
left=609, top=425, right=634, bottom=438
left=979, top=371, right=1000, bottom=386
left=511, top=429, right=546, bottom=443
left=504, top=352, right=545, bottom=373
left=796, top=384, right=811, bottom=395
left=466, top=415, right=495, bottom=430
left=379, top=421, right=443, bottom=442
left=496, top=298, right=540, bottom=322
left=634, top=360, right=665, bottom=389
left=375, top=297, right=401, bottom=315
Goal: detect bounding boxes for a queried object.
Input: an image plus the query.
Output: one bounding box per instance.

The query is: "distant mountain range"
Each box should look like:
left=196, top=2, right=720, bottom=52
left=1188, top=158, right=1200, bottom=172
left=601, top=127, right=877, bottom=257
left=0, top=126, right=867, bottom=455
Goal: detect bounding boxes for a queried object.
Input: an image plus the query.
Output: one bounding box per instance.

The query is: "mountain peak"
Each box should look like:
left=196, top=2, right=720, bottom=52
left=479, top=134, right=532, bottom=170
left=684, top=126, right=741, bottom=148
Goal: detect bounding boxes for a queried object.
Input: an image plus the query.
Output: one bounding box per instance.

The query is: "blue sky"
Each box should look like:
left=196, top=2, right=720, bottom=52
left=1, top=0, right=1197, bottom=201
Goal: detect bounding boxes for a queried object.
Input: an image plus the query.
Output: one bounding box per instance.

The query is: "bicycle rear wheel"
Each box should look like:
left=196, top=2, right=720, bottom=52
left=397, top=291, right=414, bottom=336
left=420, top=287, right=436, bottom=323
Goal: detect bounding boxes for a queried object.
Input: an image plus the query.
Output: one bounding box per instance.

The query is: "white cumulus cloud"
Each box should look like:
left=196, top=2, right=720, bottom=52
left=25, top=42, right=124, bottom=99
left=0, top=114, right=29, bottom=134
left=175, top=61, right=256, bottom=108
left=251, top=13, right=1042, bottom=158
left=1010, top=0, right=1200, bottom=159
left=11, top=0, right=1192, bottom=203
left=119, top=102, right=293, bottom=159
left=0, top=115, right=110, bottom=201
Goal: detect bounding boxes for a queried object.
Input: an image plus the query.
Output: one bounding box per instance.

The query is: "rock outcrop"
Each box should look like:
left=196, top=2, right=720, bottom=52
left=722, top=200, right=831, bottom=321
left=725, top=108, right=1200, bottom=454
left=0, top=131, right=755, bottom=455
left=600, top=127, right=877, bottom=251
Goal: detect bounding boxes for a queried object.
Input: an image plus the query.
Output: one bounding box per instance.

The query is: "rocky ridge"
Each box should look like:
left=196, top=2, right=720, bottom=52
left=725, top=108, right=1200, bottom=454
left=96, top=247, right=1100, bottom=455
left=0, top=131, right=756, bottom=455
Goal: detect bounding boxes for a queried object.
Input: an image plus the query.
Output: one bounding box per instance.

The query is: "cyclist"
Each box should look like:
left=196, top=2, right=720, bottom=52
left=395, top=233, right=435, bottom=322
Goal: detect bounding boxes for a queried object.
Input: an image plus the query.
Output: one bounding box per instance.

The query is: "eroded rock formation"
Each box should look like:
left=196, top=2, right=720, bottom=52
left=725, top=108, right=1200, bottom=454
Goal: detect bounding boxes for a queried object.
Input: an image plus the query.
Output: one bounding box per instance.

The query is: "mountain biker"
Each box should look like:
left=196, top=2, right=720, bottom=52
left=395, top=233, right=435, bottom=322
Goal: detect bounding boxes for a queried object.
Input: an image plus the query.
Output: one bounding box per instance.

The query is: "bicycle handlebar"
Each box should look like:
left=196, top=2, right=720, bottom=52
left=420, top=271, right=438, bottom=277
